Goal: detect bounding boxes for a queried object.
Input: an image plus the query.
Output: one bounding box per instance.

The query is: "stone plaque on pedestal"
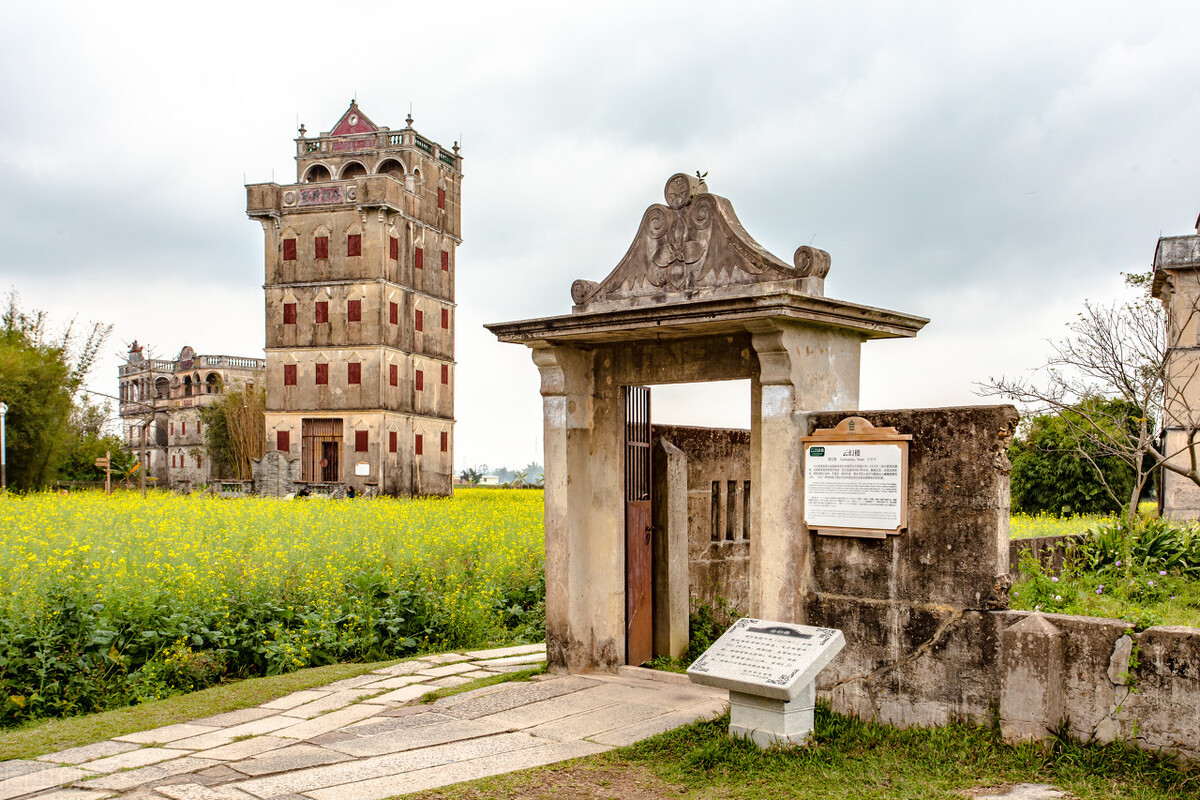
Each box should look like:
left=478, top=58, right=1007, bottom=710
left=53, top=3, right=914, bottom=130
left=687, top=618, right=844, bottom=747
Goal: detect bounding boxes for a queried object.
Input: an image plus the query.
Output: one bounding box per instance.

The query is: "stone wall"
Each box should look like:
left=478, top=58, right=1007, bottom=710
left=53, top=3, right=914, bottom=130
left=652, top=424, right=752, bottom=620
left=252, top=450, right=301, bottom=497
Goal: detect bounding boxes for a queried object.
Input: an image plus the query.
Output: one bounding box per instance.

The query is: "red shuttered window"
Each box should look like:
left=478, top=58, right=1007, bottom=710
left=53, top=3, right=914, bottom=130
left=347, top=234, right=361, bottom=257
left=389, top=302, right=398, bottom=325
left=315, top=363, right=328, bottom=385
left=283, top=364, right=297, bottom=386
left=389, top=431, right=397, bottom=453
left=389, top=236, right=399, bottom=260
left=415, top=247, right=424, bottom=270
left=347, top=299, right=361, bottom=322
left=441, top=250, right=449, bottom=271
left=277, top=430, right=289, bottom=452
left=181, top=421, right=186, bottom=435
left=441, top=364, right=449, bottom=384
left=437, top=187, right=445, bottom=209
left=315, top=301, right=329, bottom=323
left=283, top=238, right=296, bottom=261
left=348, top=362, right=361, bottom=385
left=415, top=434, right=423, bottom=456
left=283, top=303, right=296, bottom=324
left=389, top=364, right=398, bottom=386
left=415, top=369, right=424, bottom=391
left=441, top=308, right=449, bottom=328
left=355, top=430, right=368, bottom=452
left=440, top=431, right=448, bottom=452
left=315, top=236, right=329, bottom=259
left=415, top=310, right=423, bottom=332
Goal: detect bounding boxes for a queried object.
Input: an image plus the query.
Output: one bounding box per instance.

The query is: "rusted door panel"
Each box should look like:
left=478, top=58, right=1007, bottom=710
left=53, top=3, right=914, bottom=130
left=626, top=500, right=653, bottom=665
left=624, top=385, right=652, bottom=665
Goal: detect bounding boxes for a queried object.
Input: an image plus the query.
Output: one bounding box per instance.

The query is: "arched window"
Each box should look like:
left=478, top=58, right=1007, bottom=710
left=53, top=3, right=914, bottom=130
left=377, top=159, right=405, bottom=179
left=206, top=373, right=222, bottom=394
left=183, top=375, right=193, bottom=398
left=340, top=162, right=367, bottom=179
left=304, top=164, right=331, bottom=183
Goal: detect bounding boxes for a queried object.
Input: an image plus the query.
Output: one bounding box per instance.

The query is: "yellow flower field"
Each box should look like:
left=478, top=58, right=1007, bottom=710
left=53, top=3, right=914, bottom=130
left=0, top=488, right=545, bottom=724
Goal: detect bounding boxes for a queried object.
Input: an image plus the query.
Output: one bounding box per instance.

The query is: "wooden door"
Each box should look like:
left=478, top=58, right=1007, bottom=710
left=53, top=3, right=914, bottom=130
left=624, top=385, right=653, bottom=665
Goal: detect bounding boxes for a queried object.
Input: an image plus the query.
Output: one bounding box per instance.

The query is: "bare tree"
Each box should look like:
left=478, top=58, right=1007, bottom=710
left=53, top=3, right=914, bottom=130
left=981, top=272, right=1200, bottom=523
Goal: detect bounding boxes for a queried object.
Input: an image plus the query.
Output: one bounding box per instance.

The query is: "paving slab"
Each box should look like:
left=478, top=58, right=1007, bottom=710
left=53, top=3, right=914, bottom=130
left=0, top=762, right=47, bottom=784
left=304, top=738, right=608, bottom=800
left=170, top=714, right=298, bottom=750
left=260, top=690, right=329, bottom=711
left=588, top=699, right=729, bottom=747
left=232, top=731, right=540, bottom=798
left=115, top=724, right=220, bottom=745
left=343, top=711, right=457, bottom=738
left=317, top=675, right=388, bottom=692
left=323, top=717, right=511, bottom=758
left=462, top=644, right=547, bottom=660
left=369, top=660, right=434, bottom=676
left=475, top=683, right=636, bottom=730
left=231, top=744, right=350, bottom=777
left=272, top=704, right=382, bottom=740
left=359, top=685, right=430, bottom=705
left=356, top=675, right=427, bottom=690
left=0, top=766, right=95, bottom=800
left=36, top=741, right=141, bottom=765
left=428, top=675, right=474, bottom=689
left=471, top=653, right=547, bottom=668
left=80, top=747, right=192, bottom=774
left=279, top=689, right=384, bottom=719
left=27, top=790, right=113, bottom=800
left=438, top=675, right=600, bottom=720
left=420, top=653, right=476, bottom=665
left=193, top=736, right=293, bottom=763
left=190, top=708, right=280, bottom=728
left=414, top=662, right=477, bottom=679
left=478, top=663, right=546, bottom=674
left=80, top=757, right=220, bottom=791
left=526, top=701, right=673, bottom=743
left=155, top=783, right=259, bottom=799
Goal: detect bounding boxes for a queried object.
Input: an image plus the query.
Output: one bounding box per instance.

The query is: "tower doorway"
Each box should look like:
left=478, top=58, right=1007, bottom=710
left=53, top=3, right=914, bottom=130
left=302, top=418, right=343, bottom=483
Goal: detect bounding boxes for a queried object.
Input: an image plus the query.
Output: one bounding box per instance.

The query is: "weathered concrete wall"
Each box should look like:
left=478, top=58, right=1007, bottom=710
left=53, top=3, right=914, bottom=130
left=805, top=406, right=1018, bottom=726
left=998, top=612, right=1200, bottom=760
left=252, top=450, right=301, bottom=497
left=652, top=424, right=752, bottom=620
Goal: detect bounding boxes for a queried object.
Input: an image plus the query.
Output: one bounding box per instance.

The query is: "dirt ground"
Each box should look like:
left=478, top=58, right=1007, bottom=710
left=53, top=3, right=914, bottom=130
left=404, top=764, right=691, bottom=800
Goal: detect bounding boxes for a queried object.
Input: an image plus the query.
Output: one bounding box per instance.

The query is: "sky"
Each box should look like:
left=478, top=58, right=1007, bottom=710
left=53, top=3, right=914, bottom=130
left=1, top=1, right=1198, bottom=473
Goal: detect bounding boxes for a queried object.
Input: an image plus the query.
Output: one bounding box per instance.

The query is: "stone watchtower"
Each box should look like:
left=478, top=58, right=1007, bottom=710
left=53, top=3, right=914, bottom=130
left=1152, top=215, right=1200, bottom=520
left=246, top=102, right=460, bottom=495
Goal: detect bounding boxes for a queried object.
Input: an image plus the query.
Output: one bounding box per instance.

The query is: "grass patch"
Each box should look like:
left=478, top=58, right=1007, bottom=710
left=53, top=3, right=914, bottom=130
left=0, top=658, right=398, bottom=761
left=407, top=706, right=1200, bottom=800
left=417, top=665, right=547, bottom=705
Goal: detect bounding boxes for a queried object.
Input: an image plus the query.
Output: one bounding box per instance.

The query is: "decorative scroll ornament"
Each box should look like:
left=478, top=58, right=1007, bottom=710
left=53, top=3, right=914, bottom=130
left=571, top=173, right=833, bottom=310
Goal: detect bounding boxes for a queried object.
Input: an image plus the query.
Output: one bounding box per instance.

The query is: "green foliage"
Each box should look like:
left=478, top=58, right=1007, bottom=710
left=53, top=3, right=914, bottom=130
left=0, top=295, right=112, bottom=491
left=615, top=703, right=1200, bottom=799
left=200, top=385, right=266, bottom=479
left=1009, top=399, right=1146, bottom=516
left=648, top=597, right=740, bottom=673
left=1011, top=515, right=1200, bottom=628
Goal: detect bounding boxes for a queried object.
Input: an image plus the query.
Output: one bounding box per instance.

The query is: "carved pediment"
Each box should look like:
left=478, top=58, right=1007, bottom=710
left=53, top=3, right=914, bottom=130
left=572, top=173, right=830, bottom=312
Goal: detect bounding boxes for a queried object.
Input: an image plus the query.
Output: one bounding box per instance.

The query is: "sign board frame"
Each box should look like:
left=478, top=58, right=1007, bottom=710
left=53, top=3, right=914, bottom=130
left=801, top=416, right=910, bottom=539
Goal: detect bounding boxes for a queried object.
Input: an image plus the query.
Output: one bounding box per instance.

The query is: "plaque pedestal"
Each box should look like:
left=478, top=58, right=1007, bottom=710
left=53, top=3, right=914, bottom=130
left=729, top=683, right=816, bottom=747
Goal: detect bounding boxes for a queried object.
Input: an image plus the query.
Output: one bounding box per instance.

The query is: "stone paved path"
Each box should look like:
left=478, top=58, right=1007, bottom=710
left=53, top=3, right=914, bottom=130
left=0, top=644, right=727, bottom=800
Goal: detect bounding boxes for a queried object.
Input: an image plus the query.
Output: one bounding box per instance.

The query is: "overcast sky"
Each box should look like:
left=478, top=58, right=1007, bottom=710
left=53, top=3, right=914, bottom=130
left=1, top=1, right=1198, bottom=472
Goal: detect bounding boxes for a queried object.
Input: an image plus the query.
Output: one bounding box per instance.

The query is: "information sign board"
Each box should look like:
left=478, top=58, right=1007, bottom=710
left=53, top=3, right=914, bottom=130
left=801, top=417, right=910, bottom=538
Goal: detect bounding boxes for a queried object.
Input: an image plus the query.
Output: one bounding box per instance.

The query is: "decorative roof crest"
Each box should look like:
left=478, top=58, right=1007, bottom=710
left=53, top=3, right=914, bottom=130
left=571, top=174, right=831, bottom=313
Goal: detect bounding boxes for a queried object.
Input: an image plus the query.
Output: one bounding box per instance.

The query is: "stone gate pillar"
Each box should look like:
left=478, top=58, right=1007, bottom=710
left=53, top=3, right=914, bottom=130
left=750, top=325, right=862, bottom=623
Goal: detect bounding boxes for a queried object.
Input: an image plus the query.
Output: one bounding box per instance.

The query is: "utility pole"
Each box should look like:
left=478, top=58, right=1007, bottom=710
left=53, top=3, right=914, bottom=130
left=0, top=401, right=8, bottom=493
